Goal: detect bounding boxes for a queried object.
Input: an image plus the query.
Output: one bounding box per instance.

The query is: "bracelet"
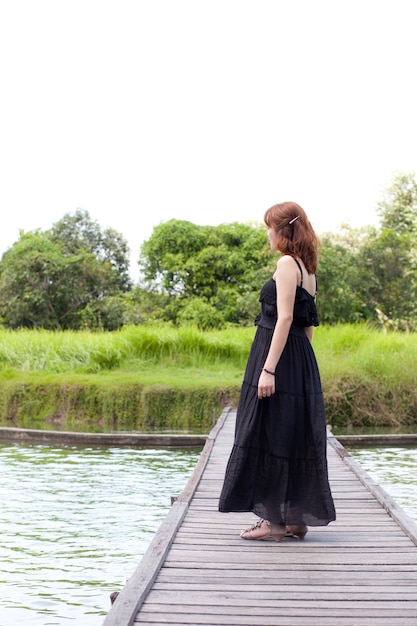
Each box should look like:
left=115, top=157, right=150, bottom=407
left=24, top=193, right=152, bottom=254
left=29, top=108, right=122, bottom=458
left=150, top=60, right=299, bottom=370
left=263, top=367, right=275, bottom=376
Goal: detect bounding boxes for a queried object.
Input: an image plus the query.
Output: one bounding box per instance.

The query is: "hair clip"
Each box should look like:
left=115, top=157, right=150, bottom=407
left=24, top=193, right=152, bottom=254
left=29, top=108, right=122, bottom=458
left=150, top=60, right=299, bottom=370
left=288, top=215, right=300, bottom=225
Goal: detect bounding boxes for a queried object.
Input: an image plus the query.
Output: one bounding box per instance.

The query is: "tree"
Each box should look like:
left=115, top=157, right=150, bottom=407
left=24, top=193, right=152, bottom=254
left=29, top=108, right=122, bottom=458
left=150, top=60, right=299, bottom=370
left=317, top=173, right=417, bottom=330
left=139, top=219, right=275, bottom=327
left=0, top=210, right=132, bottom=330
left=370, top=172, right=417, bottom=328
left=357, top=227, right=414, bottom=327
left=50, top=208, right=131, bottom=293
left=0, top=231, right=98, bottom=328
left=377, top=171, right=417, bottom=235
left=317, top=232, right=370, bottom=324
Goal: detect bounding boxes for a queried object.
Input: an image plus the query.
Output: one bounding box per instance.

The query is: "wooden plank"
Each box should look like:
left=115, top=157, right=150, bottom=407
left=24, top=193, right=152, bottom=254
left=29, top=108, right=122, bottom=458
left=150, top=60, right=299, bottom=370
left=102, top=408, right=233, bottom=626
left=102, top=500, right=187, bottom=626
left=138, top=601, right=417, bottom=614
left=336, top=433, right=417, bottom=447
left=103, top=408, right=417, bottom=626
left=0, top=426, right=207, bottom=447
left=134, top=617, right=417, bottom=626
left=328, top=432, right=417, bottom=545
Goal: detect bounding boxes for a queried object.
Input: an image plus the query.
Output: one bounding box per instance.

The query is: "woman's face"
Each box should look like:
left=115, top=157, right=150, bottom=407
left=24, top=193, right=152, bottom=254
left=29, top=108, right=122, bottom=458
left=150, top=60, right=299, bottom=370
left=267, top=226, right=278, bottom=249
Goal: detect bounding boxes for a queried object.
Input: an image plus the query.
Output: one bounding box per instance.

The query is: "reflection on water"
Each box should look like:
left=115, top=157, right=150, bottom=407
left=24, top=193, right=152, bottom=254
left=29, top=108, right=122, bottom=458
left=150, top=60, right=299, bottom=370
left=3, top=443, right=416, bottom=626
left=350, top=447, right=417, bottom=522
left=0, top=443, right=200, bottom=626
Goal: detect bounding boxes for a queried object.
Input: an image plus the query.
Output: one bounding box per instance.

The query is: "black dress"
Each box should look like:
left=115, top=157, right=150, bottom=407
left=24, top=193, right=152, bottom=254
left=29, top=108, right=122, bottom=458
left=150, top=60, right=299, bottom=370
left=218, top=260, right=336, bottom=527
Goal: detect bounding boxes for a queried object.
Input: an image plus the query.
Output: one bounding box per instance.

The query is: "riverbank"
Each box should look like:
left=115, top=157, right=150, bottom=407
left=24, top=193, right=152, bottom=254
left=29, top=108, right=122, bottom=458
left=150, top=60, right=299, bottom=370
left=0, top=323, right=416, bottom=431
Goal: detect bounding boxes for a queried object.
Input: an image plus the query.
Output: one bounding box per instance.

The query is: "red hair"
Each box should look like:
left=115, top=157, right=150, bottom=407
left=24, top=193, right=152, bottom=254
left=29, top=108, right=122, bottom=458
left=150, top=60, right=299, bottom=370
left=264, top=201, right=319, bottom=274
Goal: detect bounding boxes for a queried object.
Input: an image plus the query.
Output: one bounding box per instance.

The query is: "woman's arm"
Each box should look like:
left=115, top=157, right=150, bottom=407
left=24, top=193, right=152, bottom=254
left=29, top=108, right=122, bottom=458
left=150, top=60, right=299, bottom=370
left=257, top=255, right=298, bottom=399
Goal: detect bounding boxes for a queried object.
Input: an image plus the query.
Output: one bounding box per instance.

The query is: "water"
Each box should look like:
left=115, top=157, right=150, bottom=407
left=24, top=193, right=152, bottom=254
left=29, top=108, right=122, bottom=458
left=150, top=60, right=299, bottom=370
left=349, top=447, right=417, bottom=522
left=0, top=443, right=200, bottom=626
left=2, top=443, right=417, bottom=626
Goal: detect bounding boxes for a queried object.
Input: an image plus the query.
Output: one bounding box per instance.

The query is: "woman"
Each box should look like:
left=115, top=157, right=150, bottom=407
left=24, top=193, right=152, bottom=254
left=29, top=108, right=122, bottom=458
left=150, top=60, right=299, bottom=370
left=218, top=201, right=336, bottom=541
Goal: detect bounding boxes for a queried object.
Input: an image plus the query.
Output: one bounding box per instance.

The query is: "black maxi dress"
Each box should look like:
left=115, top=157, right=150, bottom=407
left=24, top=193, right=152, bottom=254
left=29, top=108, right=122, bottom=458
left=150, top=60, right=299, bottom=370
left=218, top=262, right=336, bottom=527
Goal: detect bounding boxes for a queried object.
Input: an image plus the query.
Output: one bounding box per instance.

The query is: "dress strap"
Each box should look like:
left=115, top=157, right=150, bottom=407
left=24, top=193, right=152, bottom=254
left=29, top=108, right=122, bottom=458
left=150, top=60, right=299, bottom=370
left=293, top=258, right=303, bottom=287
left=293, top=257, right=318, bottom=296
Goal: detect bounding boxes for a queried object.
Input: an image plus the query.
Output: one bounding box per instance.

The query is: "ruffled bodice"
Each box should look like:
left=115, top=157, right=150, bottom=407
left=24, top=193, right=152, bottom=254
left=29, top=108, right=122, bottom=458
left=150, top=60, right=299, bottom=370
left=255, top=278, right=319, bottom=330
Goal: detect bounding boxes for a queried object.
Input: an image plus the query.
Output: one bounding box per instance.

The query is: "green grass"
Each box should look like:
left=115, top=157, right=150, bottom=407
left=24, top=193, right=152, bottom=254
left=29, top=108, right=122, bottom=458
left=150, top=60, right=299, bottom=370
left=313, top=324, right=417, bottom=428
left=315, top=324, right=417, bottom=385
left=0, top=325, right=253, bottom=376
left=0, top=323, right=416, bottom=431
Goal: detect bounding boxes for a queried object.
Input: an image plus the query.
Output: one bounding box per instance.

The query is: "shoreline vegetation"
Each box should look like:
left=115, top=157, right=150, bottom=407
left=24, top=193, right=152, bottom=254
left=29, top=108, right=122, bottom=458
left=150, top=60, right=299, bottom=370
left=0, top=323, right=416, bottom=434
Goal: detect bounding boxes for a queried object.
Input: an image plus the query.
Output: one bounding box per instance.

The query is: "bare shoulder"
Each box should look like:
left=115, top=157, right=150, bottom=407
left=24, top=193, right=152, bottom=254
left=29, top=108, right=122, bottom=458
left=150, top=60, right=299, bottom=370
left=277, top=254, right=296, bottom=266
left=276, top=255, right=298, bottom=274
left=275, top=255, right=298, bottom=286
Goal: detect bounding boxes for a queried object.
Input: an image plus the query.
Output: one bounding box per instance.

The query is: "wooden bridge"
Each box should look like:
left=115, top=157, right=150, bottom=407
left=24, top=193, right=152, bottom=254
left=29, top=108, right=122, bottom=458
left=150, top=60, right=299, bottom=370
left=103, top=407, right=417, bottom=626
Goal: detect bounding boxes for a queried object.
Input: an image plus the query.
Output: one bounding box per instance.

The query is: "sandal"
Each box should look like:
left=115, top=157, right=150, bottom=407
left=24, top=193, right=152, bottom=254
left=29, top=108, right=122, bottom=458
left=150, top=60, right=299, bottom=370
left=285, top=525, right=308, bottom=540
left=240, top=518, right=286, bottom=542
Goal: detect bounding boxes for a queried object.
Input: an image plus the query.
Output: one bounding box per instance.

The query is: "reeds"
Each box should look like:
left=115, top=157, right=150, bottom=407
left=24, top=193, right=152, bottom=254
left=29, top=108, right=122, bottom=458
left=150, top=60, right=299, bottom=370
left=0, top=323, right=416, bottom=430
left=0, top=325, right=253, bottom=374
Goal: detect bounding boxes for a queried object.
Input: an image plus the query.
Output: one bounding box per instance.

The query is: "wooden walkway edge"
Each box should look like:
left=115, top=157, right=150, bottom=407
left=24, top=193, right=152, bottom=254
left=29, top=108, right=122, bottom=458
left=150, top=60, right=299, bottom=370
left=0, top=426, right=206, bottom=448
left=102, top=407, right=417, bottom=626
left=102, top=408, right=232, bottom=626
left=2, top=425, right=417, bottom=449
left=327, top=432, right=417, bottom=546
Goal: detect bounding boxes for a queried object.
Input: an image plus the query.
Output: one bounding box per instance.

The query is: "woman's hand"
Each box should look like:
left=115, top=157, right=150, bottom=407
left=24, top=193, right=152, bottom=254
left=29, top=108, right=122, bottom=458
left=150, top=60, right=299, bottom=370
left=258, top=369, right=275, bottom=399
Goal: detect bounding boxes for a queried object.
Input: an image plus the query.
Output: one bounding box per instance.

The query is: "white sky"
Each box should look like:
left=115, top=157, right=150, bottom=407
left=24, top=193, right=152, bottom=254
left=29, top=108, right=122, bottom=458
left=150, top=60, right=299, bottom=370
left=1, top=0, right=417, bottom=280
